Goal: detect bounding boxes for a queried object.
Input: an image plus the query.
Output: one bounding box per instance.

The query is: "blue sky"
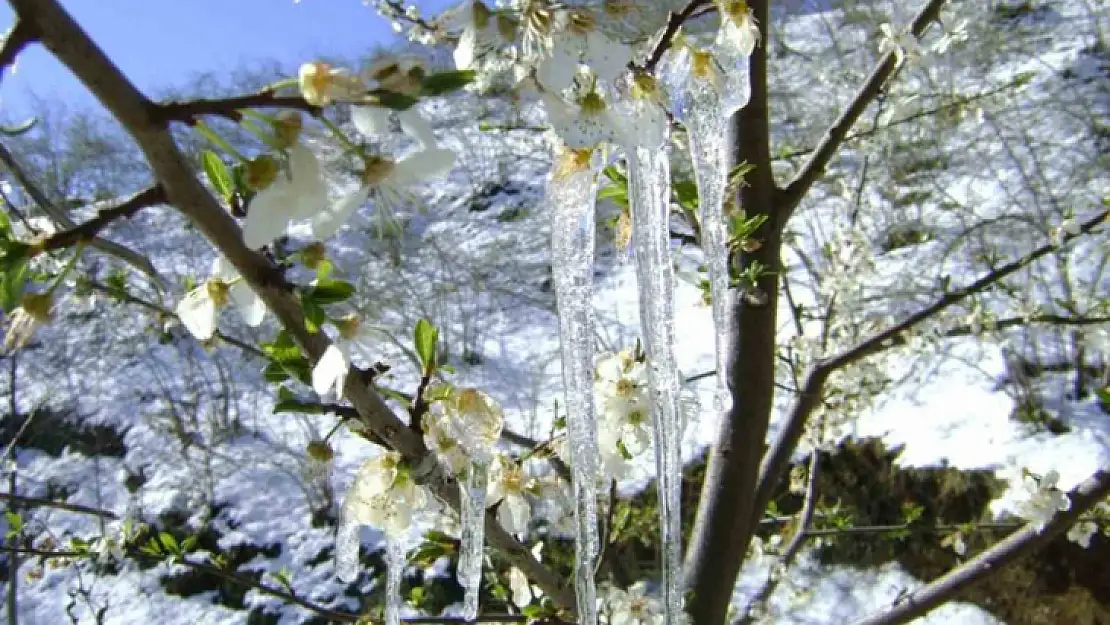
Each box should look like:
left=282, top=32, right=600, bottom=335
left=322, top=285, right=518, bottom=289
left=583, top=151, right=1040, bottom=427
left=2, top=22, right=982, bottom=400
left=0, top=0, right=456, bottom=119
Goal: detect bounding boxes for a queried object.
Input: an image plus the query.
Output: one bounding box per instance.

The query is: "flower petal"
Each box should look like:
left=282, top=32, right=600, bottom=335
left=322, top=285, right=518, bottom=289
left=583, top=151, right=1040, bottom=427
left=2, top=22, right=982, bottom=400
left=536, top=41, right=580, bottom=92
left=498, top=493, right=531, bottom=535
left=398, top=109, right=438, bottom=149
left=230, top=282, right=265, bottom=327
left=351, top=106, right=392, bottom=140
left=312, top=344, right=350, bottom=397
left=585, top=30, right=631, bottom=83
left=313, top=186, right=371, bottom=240
left=389, top=148, right=456, bottom=187
left=176, top=288, right=217, bottom=341
left=242, top=185, right=293, bottom=248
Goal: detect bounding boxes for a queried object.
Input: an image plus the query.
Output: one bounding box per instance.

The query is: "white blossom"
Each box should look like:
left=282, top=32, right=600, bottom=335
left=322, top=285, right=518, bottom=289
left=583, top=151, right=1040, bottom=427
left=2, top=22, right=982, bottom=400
left=311, top=314, right=385, bottom=399
left=606, top=581, right=666, bottom=625
left=176, top=257, right=265, bottom=341
left=311, top=146, right=455, bottom=240
left=509, top=542, right=545, bottom=607
left=355, top=56, right=439, bottom=149
left=1051, top=217, right=1081, bottom=246
left=1067, top=520, right=1098, bottom=548
left=241, top=142, right=329, bottom=248
left=542, top=88, right=621, bottom=149
left=340, top=452, right=430, bottom=539
left=932, top=19, right=969, bottom=54
left=298, top=62, right=365, bottom=106
left=1014, top=469, right=1071, bottom=532
left=487, top=453, right=533, bottom=535
left=595, top=349, right=653, bottom=458
left=535, top=7, right=631, bottom=92
left=3, top=292, right=52, bottom=352
left=424, top=387, right=505, bottom=469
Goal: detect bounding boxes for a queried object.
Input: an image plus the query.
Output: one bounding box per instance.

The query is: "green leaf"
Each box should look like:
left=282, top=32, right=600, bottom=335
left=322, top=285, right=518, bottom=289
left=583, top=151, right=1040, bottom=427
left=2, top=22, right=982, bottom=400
left=264, top=362, right=291, bottom=383
left=0, top=259, right=28, bottom=313
left=4, top=511, right=23, bottom=535
left=414, top=318, right=438, bottom=374
left=201, top=151, right=233, bottom=199
left=300, top=293, right=326, bottom=334
left=180, top=535, right=198, bottom=553
left=420, top=69, right=476, bottom=96
left=369, top=89, right=418, bottom=111
left=261, top=331, right=304, bottom=363
left=158, top=532, right=180, bottom=554
left=306, top=280, right=355, bottom=305
left=273, top=399, right=328, bottom=415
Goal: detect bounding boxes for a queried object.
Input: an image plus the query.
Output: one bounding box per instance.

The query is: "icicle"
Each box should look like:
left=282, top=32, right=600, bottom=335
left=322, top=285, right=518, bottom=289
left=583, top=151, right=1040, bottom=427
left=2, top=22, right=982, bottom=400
left=627, top=137, right=685, bottom=624
left=385, top=536, right=406, bottom=625
left=662, top=44, right=752, bottom=413
left=458, top=461, right=488, bottom=620
left=548, top=147, right=602, bottom=625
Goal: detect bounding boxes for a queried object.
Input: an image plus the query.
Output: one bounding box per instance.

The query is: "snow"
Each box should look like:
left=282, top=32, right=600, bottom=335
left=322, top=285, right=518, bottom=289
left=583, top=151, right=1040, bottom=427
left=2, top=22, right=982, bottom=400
left=2, top=0, right=1108, bottom=623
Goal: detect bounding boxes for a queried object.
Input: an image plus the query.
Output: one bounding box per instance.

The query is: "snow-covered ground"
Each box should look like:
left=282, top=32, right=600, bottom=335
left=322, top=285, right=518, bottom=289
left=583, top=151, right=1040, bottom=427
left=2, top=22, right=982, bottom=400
left=2, top=0, right=1108, bottom=623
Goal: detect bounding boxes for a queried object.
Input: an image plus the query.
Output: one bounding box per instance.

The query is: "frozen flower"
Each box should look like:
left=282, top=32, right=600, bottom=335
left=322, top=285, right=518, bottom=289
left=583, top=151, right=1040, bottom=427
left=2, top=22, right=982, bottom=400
left=1014, top=469, right=1071, bottom=532
left=452, top=1, right=499, bottom=71
left=543, top=88, right=622, bottom=149
left=176, top=257, right=265, bottom=341
left=1067, top=520, right=1098, bottom=548
left=310, top=146, right=455, bottom=240
left=607, top=581, right=665, bottom=625
left=535, top=7, right=631, bottom=92
left=487, top=454, right=533, bottom=535
left=611, top=74, right=669, bottom=150
left=338, top=452, right=430, bottom=562
left=241, top=142, right=329, bottom=248
left=716, top=0, right=760, bottom=57
left=298, top=62, right=365, bottom=106
left=311, top=314, right=386, bottom=399
left=93, top=536, right=125, bottom=566
left=509, top=542, right=545, bottom=607
left=3, top=292, right=52, bottom=352
left=878, top=23, right=922, bottom=68
left=423, top=387, right=504, bottom=468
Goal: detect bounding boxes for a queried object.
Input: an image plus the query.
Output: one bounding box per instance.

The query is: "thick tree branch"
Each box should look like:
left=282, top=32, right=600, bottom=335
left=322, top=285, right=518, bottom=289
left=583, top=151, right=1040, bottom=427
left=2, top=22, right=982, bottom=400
left=28, top=185, right=166, bottom=257
left=154, top=92, right=321, bottom=125
left=0, top=139, right=164, bottom=287
left=7, top=0, right=573, bottom=612
left=750, top=211, right=1110, bottom=532
left=779, top=0, right=947, bottom=217
left=853, top=470, right=1110, bottom=625
left=684, top=2, right=777, bottom=624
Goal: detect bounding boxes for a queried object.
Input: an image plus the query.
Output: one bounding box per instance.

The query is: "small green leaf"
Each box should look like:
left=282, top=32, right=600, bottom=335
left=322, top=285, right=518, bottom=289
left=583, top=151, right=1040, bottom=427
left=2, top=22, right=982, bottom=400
left=300, top=293, right=326, bottom=334
left=180, top=535, right=198, bottom=553
left=414, top=318, right=438, bottom=374
left=5, top=511, right=23, bottom=535
left=306, top=280, right=355, bottom=305
left=261, top=331, right=304, bottom=363
left=420, top=69, right=476, bottom=96
left=369, top=89, right=418, bottom=111
left=201, top=151, right=233, bottom=199
left=158, top=532, right=180, bottom=554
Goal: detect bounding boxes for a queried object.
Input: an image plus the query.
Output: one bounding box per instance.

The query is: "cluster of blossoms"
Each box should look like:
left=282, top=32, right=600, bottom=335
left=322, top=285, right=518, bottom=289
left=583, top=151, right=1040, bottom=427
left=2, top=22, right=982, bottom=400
left=1011, top=468, right=1071, bottom=533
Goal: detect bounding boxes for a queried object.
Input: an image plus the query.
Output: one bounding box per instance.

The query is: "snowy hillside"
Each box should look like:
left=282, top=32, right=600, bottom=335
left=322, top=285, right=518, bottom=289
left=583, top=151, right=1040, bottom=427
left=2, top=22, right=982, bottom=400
left=2, top=0, right=1108, bottom=624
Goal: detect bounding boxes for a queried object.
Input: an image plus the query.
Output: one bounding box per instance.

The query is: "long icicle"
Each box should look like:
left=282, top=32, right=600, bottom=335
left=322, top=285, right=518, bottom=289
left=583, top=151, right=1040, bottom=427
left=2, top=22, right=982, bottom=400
left=385, top=535, right=406, bottom=625
left=627, top=138, right=684, bottom=624
left=458, top=461, right=488, bottom=619
left=548, top=147, right=602, bottom=625
left=684, top=107, right=732, bottom=413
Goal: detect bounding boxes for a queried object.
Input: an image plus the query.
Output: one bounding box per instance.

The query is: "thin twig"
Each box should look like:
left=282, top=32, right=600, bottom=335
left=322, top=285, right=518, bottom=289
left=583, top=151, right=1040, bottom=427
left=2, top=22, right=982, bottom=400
left=780, top=0, right=948, bottom=217
left=641, top=0, right=712, bottom=72
left=154, top=91, right=321, bottom=126
left=0, top=492, right=121, bottom=520
left=28, top=186, right=166, bottom=257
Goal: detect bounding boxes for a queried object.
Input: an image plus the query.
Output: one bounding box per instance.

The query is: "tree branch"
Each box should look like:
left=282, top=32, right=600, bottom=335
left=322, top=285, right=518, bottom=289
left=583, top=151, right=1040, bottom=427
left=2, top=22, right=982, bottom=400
left=27, top=186, right=166, bottom=257
left=0, top=139, right=164, bottom=288
left=154, top=91, right=321, bottom=125
left=852, top=470, right=1110, bottom=625
left=7, top=0, right=573, bottom=612
left=750, top=210, right=1110, bottom=533
left=0, top=492, right=121, bottom=520
left=779, top=0, right=947, bottom=217
left=0, top=19, right=34, bottom=81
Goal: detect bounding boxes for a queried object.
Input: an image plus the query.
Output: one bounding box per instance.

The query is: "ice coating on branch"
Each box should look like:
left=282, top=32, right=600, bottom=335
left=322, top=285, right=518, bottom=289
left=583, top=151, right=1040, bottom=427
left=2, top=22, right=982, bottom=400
left=661, top=44, right=752, bottom=411
left=385, top=536, right=406, bottom=625
left=614, top=74, right=686, bottom=625
left=548, top=146, right=603, bottom=625
left=459, top=462, right=488, bottom=619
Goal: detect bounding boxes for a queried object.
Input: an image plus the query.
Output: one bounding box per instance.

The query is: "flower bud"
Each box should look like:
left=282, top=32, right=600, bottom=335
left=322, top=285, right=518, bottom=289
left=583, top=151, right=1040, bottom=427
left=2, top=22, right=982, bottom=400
left=244, top=155, right=278, bottom=191
left=20, top=292, right=53, bottom=322
left=272, top=111, right=303, bottom=149
left=306, top=439, right=335, bottom=462
left=300, top=241, right=328, bottom=270
left=205, top=279, right=231, bottom=307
